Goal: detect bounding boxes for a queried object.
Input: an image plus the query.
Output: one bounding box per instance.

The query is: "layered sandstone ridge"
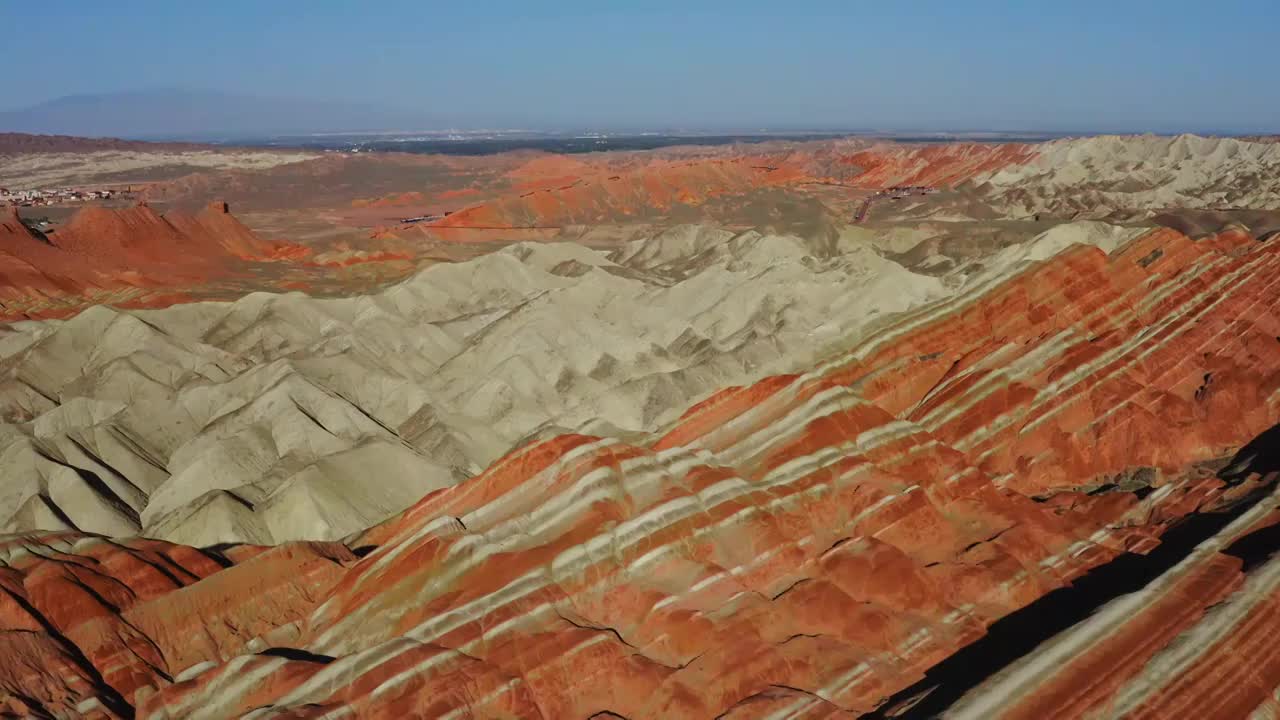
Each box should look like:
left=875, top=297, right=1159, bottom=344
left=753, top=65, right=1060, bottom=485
left=352, top=134, right=1280, bottom=238
left=945, top=471, right=1280, bottom=720
left=426, top=141, right=1034, bottom=231
left=0, top=218, right=1277, bottom=717
left=0, top=222, right=967, bottom=546
left=3, top=132, right=1280, bottom=718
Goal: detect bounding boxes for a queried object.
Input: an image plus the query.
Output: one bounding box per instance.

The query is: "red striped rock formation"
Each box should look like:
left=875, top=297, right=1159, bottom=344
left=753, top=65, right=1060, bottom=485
left=0, top=202, right=305, bottom=319
left=432, top=156, right=810, bottom=231
left=2, top=223, right=1278, bottom=717
left=267, top=226, right=1275, bottom=719
left=943, top=474, right=1280, bottom=720
left=419, top=143, right=1031, bottom=234
left=837, top=142, right=1037, bottom=188
left=0, top=533, right=354, bottom=717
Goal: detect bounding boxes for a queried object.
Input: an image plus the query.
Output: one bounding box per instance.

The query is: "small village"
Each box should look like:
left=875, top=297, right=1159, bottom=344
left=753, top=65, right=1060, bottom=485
left=0, top=185, right=135, bottom=207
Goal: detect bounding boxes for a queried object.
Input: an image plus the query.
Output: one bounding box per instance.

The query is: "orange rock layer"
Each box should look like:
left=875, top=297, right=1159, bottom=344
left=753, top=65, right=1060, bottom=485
left=837, top=143, right=1037, bottom=188
left=425, top=143, right=1031, bottom=233
left=937, top=466, right=1280, bottom=720
left=430, top=157, right=797, bottom=230
left=0, top=203, right=305, bottom=320
left=1, top=225, right=1278, bottom=718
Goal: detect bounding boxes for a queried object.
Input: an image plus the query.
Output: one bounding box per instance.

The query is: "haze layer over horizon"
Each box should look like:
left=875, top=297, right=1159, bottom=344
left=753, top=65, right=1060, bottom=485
left=4, top=0, right=1280, bottom=135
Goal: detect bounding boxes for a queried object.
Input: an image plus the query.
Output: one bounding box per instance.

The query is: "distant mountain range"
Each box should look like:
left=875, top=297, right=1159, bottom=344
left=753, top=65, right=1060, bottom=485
left=0, top=89, right=450, bottom=140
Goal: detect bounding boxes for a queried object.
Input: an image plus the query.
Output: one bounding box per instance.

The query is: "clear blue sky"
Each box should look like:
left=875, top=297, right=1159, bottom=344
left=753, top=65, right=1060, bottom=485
left=4, top=0, right=1279, bottom=132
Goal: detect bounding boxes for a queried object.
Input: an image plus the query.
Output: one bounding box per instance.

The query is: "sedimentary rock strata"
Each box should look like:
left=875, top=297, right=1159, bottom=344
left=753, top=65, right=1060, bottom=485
left=0, top=222, right=953, bottom=544
left=982, top=135, right=1280, bottom=217
left=0, top=203, right=304, bottom=319
left=4, top=132, right=1280, bottom=717
left=1, top=214, right=1276, bottom=717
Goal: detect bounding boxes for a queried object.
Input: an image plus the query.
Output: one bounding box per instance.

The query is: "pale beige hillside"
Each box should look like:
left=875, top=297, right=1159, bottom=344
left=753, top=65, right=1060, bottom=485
left=980, top=134, right=1280, bottom=217
left=0, top=220, right=1142, bottom=546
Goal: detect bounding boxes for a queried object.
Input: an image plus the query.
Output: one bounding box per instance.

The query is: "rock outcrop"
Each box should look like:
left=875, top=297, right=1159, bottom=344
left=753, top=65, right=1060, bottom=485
left=5, top=132, right=1280, bottom=717
left=837, top=142, right=1037, bottom=188
left=0, top=531, right=354, bottom=718
left=422, top=142, right=1033, bottom=232
left=0, top=224, right=954, bottom=545
left=0, top=217, right=1276, bottom=717
left=431, top=155, right=813, bottom=230
left=0, top=203, right=303, bottom=319
left=981, top=134, right=1280, bottom=217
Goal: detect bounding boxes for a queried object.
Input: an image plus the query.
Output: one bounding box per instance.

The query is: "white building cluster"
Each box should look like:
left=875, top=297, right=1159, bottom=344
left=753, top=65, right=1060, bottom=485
left=0, top=187, right=121, bottom=207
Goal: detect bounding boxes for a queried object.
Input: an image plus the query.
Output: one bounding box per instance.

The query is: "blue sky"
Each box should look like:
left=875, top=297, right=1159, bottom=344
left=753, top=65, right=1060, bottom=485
left=4, top=0, right=1279, bottom=132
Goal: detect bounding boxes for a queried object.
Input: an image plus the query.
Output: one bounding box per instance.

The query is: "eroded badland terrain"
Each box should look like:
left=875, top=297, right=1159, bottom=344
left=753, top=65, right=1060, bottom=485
left=1, top=132, right=1280, bottom=718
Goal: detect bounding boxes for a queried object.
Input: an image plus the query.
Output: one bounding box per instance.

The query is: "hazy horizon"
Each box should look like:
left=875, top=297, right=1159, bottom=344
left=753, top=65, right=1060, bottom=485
left=7, top=87, right=1269, bottom=138
left=6, top=1, right=1280, bottom=136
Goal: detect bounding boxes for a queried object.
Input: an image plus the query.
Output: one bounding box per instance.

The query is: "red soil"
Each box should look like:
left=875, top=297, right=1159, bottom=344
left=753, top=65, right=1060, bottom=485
left=0, top=202, right=306, bottom=318
left=426, top=143, right=1032, bottom=234
left=838, top=142, right=1037, bottom=187
left=431, top=156, right=808, bottom=232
